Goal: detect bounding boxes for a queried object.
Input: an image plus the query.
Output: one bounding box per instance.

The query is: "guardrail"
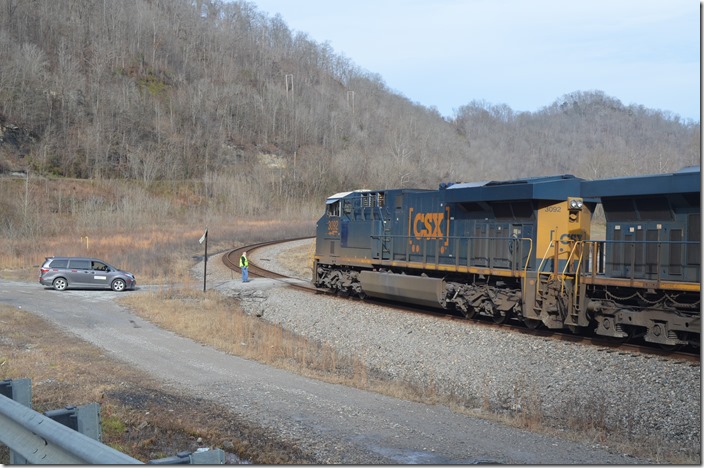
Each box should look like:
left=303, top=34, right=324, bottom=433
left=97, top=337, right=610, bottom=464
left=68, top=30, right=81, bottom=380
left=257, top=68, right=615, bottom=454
left=0, top=379, right=224, bottom=464
left=0, top=391, right=141, bottom=464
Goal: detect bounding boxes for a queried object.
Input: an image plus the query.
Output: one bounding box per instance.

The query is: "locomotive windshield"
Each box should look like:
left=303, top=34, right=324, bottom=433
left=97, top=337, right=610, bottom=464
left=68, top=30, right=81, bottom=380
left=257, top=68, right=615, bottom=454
left=326, top=199, right=341, bottom=217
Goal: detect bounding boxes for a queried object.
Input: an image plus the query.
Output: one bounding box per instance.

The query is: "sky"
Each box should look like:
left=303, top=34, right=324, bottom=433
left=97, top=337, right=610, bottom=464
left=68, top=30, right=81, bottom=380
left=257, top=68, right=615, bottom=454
left=250, top=0, right=700, bottom=122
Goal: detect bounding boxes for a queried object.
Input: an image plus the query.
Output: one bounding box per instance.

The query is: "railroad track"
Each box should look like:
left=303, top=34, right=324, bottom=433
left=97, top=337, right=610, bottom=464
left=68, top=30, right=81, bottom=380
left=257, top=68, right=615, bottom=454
left=223, top=238, right=700, bottom=364
left=222, top=237, right=318, bottom=293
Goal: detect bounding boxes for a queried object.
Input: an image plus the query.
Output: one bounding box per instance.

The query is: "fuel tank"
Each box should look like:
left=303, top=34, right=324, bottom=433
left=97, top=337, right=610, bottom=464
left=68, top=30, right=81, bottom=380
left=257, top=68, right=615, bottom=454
left=358, top=271, right=444, bottom=308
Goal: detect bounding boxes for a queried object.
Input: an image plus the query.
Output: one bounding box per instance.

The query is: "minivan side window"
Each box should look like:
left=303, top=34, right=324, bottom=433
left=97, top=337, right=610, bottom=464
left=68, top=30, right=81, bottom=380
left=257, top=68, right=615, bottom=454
left=92, top=261, right=108, bottom=271
left=69, top=259, right=91, bottom=269
left=49, top=259, right=68, bottom=268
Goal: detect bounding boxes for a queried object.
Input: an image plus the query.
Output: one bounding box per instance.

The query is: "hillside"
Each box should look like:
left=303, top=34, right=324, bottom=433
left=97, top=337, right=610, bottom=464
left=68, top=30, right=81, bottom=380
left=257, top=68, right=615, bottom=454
left=0, top=0, right=699, bottom=212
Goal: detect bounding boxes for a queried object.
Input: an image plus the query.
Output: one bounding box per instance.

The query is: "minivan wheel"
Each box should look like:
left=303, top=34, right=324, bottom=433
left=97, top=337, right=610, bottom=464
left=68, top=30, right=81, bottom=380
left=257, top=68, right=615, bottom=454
left=53, top=277, right=68, bottom=291
left=111, top=278, right=126, bottom=292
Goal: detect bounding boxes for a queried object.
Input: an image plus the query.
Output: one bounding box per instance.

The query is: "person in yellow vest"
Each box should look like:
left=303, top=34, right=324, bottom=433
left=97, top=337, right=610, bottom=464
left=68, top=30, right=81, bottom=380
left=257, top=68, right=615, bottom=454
left=239, top=251, right=249, bottom=283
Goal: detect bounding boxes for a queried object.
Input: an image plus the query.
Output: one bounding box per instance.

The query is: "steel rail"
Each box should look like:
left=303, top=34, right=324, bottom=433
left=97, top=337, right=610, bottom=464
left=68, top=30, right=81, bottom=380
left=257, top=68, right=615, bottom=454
left=222, top=237, right=318, bottom=292
left=222, top=238, right=699, bottom=364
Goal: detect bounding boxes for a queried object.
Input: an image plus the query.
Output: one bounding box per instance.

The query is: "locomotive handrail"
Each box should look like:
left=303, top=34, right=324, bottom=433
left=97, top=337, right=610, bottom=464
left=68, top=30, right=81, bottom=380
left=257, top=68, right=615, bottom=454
left=368, top=232, right=699, bottom=294
left=371, top=234, right=534, bottom=273
left=534, top=241, right=556, bottom=317
left=572, top=241, right=588, bottom=313
left=578, top=238, right=700, bottom=281
left=536, top=241, right=555, bottom=276
left=520, top=237, right=534, bottom=302
left=520, top=237, right=534, bottom=275
left=560, top=241, right=578, bottom=295
left=561, top=239, right=702, bottom=297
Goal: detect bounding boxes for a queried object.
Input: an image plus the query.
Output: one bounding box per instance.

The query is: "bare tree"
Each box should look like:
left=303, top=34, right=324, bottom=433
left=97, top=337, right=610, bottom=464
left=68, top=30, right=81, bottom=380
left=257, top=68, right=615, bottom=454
left=0, top=0, right=697, bottom=223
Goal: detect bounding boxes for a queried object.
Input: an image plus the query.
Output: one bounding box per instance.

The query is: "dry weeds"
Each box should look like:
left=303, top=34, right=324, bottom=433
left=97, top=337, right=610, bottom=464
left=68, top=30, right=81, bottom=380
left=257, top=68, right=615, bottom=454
left=0, top=304, right=315, bottom=464
left=119, top=284, right=701, bottom=464
left=0, top=176, right=321, bottom=463
left=118, top=288, right=438, bottom=405
left=0, top=179, right=694, bottom=464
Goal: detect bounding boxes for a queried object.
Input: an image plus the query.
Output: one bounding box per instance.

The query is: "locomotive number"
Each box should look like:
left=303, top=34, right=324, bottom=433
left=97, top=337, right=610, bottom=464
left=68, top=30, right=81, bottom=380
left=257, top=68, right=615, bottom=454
left=544, top=206, right=562, bottom=212
left=327, top=219, right=340, bottom=236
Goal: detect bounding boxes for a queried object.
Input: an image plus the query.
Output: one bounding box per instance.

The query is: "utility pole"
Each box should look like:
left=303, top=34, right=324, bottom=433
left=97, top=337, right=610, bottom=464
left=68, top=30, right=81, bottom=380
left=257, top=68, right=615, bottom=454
left=24, top=170, right=29, bottom=220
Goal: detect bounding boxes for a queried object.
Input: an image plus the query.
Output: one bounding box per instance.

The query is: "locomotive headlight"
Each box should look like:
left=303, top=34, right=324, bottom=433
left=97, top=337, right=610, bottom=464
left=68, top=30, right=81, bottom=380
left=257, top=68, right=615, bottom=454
left=569, top=198, right=583, bottom=210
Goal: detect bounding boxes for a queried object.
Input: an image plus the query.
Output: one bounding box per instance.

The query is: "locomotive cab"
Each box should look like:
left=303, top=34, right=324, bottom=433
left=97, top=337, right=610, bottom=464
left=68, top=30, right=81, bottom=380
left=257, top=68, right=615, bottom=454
left=314, top=188, right=428, bottom=294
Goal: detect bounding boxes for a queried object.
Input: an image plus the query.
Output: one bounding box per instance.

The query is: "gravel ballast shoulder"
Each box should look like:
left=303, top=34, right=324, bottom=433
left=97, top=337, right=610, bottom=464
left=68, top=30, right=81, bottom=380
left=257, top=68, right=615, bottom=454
left=213, top=239, right=701, bottom=462
left=4, top=238, right=697, bottom=464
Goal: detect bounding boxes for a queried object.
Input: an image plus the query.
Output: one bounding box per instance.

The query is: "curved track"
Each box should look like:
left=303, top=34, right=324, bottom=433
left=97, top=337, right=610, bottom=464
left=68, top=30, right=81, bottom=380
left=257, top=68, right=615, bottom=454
left=223, top=238, right=700, bottom=364
left=222, top=237, right=318, bottom=293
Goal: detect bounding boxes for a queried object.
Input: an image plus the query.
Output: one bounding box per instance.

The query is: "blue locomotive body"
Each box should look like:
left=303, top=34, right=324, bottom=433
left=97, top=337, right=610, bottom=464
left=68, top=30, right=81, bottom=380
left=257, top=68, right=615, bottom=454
left=582, top=166, right=700, bottom=284
left=314, top=169, right=700, bottom=347
left=316, top=175, right=592, bottom=323
left=578, top=167, right=700, bottom=343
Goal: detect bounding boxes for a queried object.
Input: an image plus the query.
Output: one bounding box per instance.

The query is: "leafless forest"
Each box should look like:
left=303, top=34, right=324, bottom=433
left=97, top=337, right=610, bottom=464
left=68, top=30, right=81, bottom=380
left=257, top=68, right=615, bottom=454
left=0, top=0, right=700, bottom=237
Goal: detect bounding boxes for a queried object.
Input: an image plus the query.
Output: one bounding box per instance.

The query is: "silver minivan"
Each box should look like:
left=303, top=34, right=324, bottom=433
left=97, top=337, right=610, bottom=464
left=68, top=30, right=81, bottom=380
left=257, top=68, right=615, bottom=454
left=39, top=257, right=136, bottom=291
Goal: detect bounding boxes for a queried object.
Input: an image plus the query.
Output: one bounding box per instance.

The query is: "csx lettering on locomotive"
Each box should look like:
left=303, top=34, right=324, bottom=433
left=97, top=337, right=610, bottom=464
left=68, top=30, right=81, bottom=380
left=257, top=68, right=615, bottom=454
left=413, top=211, right=446, bottom=239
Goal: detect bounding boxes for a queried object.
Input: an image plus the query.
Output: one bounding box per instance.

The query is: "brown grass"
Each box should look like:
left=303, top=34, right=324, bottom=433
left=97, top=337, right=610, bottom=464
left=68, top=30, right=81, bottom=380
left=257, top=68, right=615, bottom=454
left=0, top=178, right=698, bottom=464
left=119, top=285, right=702, bottom=464
left=0, top=304, right=316, bottom=464
left=118, top=287, right=437, bottom=403
left=0, top=177, right=322, bottom=463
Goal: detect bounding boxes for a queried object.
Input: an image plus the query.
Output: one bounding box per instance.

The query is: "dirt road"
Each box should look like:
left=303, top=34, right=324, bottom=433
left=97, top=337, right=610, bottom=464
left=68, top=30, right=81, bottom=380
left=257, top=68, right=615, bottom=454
left=0, top=278, right=644, bottom=464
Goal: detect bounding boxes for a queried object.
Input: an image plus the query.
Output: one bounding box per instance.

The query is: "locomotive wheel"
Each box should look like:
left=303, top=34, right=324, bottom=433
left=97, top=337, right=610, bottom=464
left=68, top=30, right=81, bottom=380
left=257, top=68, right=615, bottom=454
left=451, top=302, right=476, bottom=319
left=659, top=343, right=683, bottom=352
left=605, top=332, right=630, bottom=345
left=523, top=318, right=542, bottom=329
left=652, top=328, right=683, bottom=351
left=492, top=310, right=509, bottom=324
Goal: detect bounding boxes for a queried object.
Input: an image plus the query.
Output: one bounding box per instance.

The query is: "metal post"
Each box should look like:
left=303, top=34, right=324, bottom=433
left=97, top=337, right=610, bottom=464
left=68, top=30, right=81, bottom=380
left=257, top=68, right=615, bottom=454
left=1, top=378, right=32, bottom=464
left=45, top=403, right=102, bottom=441
left=199, top=228, right=208, bottom=292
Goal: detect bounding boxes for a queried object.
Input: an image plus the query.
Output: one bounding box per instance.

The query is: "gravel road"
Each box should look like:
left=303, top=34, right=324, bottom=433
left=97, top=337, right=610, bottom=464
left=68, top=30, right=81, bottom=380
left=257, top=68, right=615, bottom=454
left=0, top=239, right=699, bottom=463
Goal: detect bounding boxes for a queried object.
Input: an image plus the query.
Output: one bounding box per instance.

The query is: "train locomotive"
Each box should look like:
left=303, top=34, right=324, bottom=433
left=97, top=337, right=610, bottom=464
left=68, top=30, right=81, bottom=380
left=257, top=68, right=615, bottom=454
left=313, top=167, right=701, bottom=348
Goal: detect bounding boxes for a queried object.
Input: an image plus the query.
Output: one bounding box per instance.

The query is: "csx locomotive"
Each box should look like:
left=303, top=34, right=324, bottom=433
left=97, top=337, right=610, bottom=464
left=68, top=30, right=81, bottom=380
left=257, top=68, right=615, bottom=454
left=313, top=167, right=700, bottom=348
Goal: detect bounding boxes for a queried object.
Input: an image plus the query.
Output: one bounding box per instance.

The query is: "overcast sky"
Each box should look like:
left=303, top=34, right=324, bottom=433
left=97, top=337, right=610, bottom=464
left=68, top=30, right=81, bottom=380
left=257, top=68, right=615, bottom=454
left=250, top=0, right=700, bottom=122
